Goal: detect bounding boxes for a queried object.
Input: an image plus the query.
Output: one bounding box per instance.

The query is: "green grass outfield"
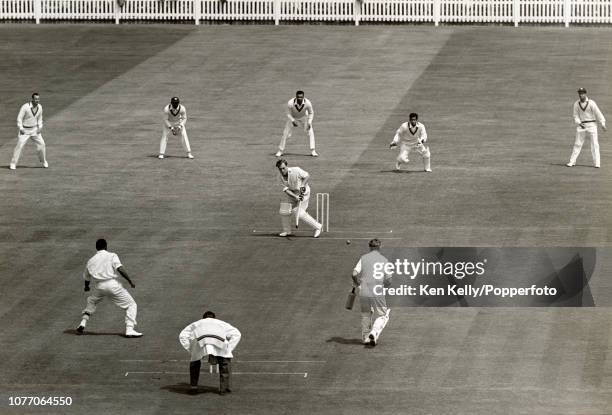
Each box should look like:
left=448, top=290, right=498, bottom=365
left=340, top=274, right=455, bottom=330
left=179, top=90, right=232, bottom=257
left=1, top=25, right=612, bottom=414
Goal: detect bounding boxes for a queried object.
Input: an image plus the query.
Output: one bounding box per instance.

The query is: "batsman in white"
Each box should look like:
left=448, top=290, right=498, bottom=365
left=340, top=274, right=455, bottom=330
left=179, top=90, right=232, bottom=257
left=76, top=239, right=142, bottom=338
left=390, top=112, right=431, bottom=172
left=276, top=158, right=322, bottom=238
left=10, top=92, right=48, bottom=170
left=352, top=238, right=392, bottom=346
left=158, top=96, right=194, bottom=159
left=276, top=90, right=318, bottom=157
left=179, top=310, right=241, bottom=395
left=567, top=88, right=606, bottom=168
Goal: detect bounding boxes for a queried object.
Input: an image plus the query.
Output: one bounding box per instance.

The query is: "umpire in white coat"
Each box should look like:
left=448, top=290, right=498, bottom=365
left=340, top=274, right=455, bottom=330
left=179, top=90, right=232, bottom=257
left=179, top=311, right=241, bottom=395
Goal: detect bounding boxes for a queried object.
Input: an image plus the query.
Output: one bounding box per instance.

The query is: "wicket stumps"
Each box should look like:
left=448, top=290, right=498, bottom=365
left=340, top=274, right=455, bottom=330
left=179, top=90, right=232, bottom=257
left=316, top=192, right=329, bottom=232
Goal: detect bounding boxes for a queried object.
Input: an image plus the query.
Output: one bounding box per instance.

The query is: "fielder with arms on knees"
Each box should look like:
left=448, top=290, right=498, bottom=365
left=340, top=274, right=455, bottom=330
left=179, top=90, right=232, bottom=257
left=390, top=112, right=431, bottom=172
left=179, top=311, right=241, bottom=395
left=76, top=239, right=142, bottom=338
left=567, top=88, right=606, bottom=168
left=352, top=238, right=393, bottom=346
left=158, top=96, right=193, bottom=160
left=276, top=158, right=323, bottom=238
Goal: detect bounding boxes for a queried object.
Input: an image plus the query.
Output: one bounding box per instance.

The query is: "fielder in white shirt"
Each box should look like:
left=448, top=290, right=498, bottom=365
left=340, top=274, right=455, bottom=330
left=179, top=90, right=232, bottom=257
left=76, top=239, right=142, bottom=338
left=10, top=93, right=48, bottom=170
left=276, top=90, right=318, bottom=157
left=179, top=311, right=241, bottom=395
left=567, top=88, right=607, bottom=168
left=276, top=159, right=322, bottom=238
left=390, top=112, right=432, bottom=172
left=158, top=96, right=193, bottom=159
left=352, top=239, right=392, bottom=346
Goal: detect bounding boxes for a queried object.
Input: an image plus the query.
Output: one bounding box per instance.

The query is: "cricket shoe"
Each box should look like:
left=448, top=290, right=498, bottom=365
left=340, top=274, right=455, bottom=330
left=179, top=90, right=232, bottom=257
left=566, top=162, right=574, bottom=167
left=187, top=153, right=194, bottom=159
left=311, top=149, right=319, bottom=157
left=125, top=328, right=143, bottom=338
left=368, top=333, right=377, bottom=346
left=76, top=326, right=85, bottom=335
left=314, top=228, right=322, bottom=238
left=595, top=165, right=601, bottom=168
left=158, top=154, right=164, bottom=159
left=395, top=162, right=401, bottom=171
left=42, top=161, right=49, bottom=168
left=9, top=164, right=16, bottom=170
left=275, top=150, right=283, bottom=157
left=279, top=232, right=293, bottom=237
left=425, top=168, right=432, bottom=172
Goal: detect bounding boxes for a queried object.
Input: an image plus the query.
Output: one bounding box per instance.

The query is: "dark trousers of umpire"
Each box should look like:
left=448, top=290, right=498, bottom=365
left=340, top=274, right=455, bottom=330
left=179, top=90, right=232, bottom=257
left=190, top=355, right=232, bottom=393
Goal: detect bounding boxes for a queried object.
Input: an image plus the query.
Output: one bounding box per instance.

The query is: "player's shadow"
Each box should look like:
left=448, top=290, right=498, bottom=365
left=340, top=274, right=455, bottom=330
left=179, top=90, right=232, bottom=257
left=63, top=329, right=125, bottom=337
left=550, top=162, right=596, bottom=168
left=271, top=152, right=314, bottom=158
left=146, top=154, right=188, bottom=159
left=5, top=165, right=44, bottom=169
left=326, top=336, right=365, bottom=346
left=379, top=169, right=422, bottom=174
left=161, top=383, right=219, bottom=395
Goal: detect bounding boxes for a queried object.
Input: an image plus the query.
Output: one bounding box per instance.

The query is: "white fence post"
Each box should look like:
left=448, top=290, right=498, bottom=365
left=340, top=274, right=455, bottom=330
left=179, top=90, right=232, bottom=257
left=564, top=0, right=570, bottom=27
left=274, top=0, right=280, bottom=24
left=34, top=0, right=41, bottom=23
left=433, top=0, right=440, bottom=25
left=513, top=0, right=519, bottom=26
left=354, top=0, right=360, bottom=25
left=114, top=0, right=120, bottom=24
left=194, top=0, right=200, bottom=24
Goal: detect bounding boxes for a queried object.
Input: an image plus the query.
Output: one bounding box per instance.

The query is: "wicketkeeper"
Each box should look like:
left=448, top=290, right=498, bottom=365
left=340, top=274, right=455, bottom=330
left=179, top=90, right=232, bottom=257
left=159, top=96, right=193, bottom=159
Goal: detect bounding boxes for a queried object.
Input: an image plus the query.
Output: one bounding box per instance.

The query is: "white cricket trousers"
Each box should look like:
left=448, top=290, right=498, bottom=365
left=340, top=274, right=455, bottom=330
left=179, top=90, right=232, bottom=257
left=280, top=192, right=322, bottom=234
left=360, top=297, right=390, bottom=342
left=82, top=279, right=138, bottom=329
left=160, top=126, right=191, bottom=155
left=11, top=129, right=47, bottom=166
left=569, top=127, right=600, bottom=167
left=278, top=118, right=315, bottom=152
left=397, top=143, right=431, bottom=170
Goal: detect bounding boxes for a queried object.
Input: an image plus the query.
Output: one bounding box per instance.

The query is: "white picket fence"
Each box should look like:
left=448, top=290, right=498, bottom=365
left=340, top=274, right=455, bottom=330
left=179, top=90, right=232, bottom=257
left=1, top=0, right=611, bottom=25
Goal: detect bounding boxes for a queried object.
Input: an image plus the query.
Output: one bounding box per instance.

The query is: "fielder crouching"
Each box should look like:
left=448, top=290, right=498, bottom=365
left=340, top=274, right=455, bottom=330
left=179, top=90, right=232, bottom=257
left=276, top=158, right=323, bottom=238
left=390, top=112, right=431, bottom=172
left=179, top=311, right=241, bottom=395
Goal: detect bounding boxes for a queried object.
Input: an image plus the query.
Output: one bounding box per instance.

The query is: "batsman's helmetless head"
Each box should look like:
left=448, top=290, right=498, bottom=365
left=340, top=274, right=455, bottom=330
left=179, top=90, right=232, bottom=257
left=295, top=90, right=304, bottom=104
left=203, top=311, right=216, bottom=319
left=171, top=97, right=180, bottom=108
left=369, top=238, right=381, bottom=250
left=276, top=158, right=289, bottom=175
left=96, top=239, right=107, bottom=251
left=31, top=93, right=40, bottom=106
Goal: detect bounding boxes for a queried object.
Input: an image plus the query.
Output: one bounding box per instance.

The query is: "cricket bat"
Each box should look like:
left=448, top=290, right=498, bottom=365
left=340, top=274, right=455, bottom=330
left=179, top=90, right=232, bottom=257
left=295, top=199, right=301, bottom=228
left=345, top=287, right=356, bottom=310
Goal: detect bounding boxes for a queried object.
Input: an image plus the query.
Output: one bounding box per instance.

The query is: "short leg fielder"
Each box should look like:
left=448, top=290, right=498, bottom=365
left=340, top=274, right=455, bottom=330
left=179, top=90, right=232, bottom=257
left=11, top=129, right=47, bottom=168
left=160, top=126, right=192, bottom=157
left=568, top=127, right=599, bottom=167
left=80, top=280, right=138, bottom=331
left=278, top=118, right=316, bottom=155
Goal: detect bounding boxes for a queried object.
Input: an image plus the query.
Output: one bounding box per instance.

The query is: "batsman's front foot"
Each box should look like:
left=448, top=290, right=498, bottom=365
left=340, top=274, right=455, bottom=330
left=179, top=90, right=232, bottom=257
left=311, top=149, right=318, bottom=157
left=158, top=154, right=164, bottom=159
left=275, top=150, right=283, bottom=157
left=566, top=162, right=574, bottom=167
left=314, top=227, right=322, bottom=238
left=279, top=232, right=293, bottom=237
left=187, top=153, right=194, bottom=159
left=76, top=326, right=85, bottom=335
left=125, top=328, right=143, bottom=338
left=9, top=163, right=16, bottom=170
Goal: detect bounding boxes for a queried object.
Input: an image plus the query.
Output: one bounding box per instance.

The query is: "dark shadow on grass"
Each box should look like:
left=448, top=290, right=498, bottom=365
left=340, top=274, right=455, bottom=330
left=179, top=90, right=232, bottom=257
left=147, top=154, right=191, bottom=159
left=5, top=165, right=45, bottom=169
left=63, top=329, right=125, bottom=337
left=550, top=162, right=597, bottom=168
left=162, top=383, right=219, bottom=395
left=379, top=169, right=421, bottom=174
left=326, top=336, right=365, bottom=346
left=272, top=152, right=315, bottom=158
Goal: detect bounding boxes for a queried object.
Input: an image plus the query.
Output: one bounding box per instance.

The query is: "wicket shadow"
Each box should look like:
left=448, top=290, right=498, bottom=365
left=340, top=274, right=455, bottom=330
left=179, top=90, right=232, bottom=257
left=326, top=336, right=365, bottom=346
left=162, top=383, right=219, bottom=395
left=63, top=329, right=125, bottom=337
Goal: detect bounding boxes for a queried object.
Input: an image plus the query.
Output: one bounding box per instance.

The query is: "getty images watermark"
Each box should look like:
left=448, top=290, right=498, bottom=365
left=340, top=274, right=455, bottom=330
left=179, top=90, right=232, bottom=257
left=372, top=258, right=558, bottom=299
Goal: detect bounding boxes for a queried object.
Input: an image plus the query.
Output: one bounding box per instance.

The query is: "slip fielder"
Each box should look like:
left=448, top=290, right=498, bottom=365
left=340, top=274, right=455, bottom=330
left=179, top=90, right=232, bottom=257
left=567, top=88, right=606, bottom=168
left=10, top=93, right=48, bottom=170
left=276, top=159, right=322, bottom=238
left=390, top=112, right=431, bottom=172
left=159, top=96, right=194, bottom=159
left=276, top=90, right=318, bottom=157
